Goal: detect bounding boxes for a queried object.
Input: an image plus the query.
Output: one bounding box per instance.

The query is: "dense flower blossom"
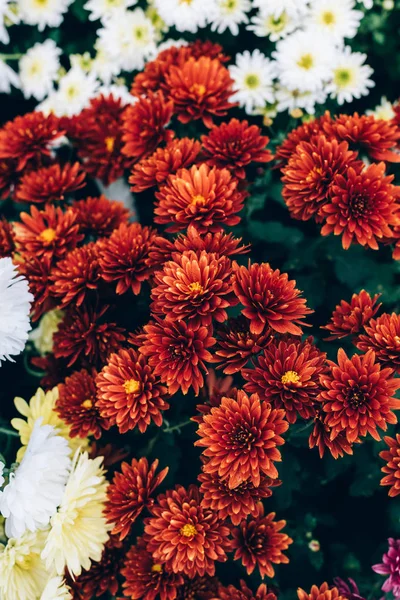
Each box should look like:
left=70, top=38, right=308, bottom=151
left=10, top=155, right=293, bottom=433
left=192, top=370, right=236, bottom=425
left=144, top=484, right=230, bottom=577
left=139, top=318, right=215, bottom=396
left=17, top=253, right=55, bottom=320
left=96, top=347, right=169, bottom=434
left=50, top=243, right=100, bottom=308
left=121, top=92, right=174, bottom=160
left=0, top=218, right=14, bottom=257
left=151, top=250, right=237, bottom=328
left=320, top=162, right=400, bottom=250
left=232, top=261, right=313, bottom=335
left=215, top=580, right=277, bottom=600
left=195, top=389, right=288, bottom=488
left=372, top=539, right=400, bottom=597
left=14, top=162, right=86, bottom=204
left=154, top=163, right=246, bottom=234
left=319, top=349, right=400, bottom=443
left=231, top=504, right=292, bottom=578
left=379, top=434, right=400, bottom=497
left=165, top=57, right=234, bottom=128
left=98, top=222, right=158, bottom=295
left=275, top=113, right=333, bottom=164
left=129, top=138, right=201, bottom=193
left=121, top=539, right=183, bottom=600
left=70, top=195, right=130, bottom=238
left=201, top=118, right=273, bottom=178
left=333, top=578, right=365, bottom=600
left=214, top=316, right=274, bottom=374
left=243, top=337, right=326, bottom=423
left=356, top=313, right=400, bottom=372
left=308, top=408, right=355, bottom=459
left=297, top=583, right=346, bottom=600
left=56, top=368, right=108, bottom=439
left=0, top=112, right=64, bottom=170
left=281, top=136, right=360, bottom=221
left=322, top=290, right=381, bottom=341
left=53, top=304, right=126, bottom=367
left=105, top=457, right=168, bottom=540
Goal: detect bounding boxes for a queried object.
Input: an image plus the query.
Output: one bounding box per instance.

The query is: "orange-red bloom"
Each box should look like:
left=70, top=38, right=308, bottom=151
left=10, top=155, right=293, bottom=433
left=96, top=347, right=169, bottom=434
left=308, top=408, right=354, bottom=459
left=231, top=504, right=292, bottom=578
left=319, top=348, right=400, bottom=443
left=0, top=218, right=14, bottom=258
left=16, top=254, right=55, bottom=320
left=320, top=162, right=400, bottom=250
left=275, top=112, right=332, bottom=164
left=71, top=195, right=130, bottom=238
left=192, top=370, right=235, bottom=425
left=165, top=56, right=234, bottom=128
left=243, top=337, right=326, bottom=423
left=14, top=162, right=86, bottom=204
left=50, top=243, right=100, bottom=308
left=322, top=290, right=381, bottom=341
left=129, top=138, right=201, bottom=193
left=297, top=583, right=346, bottom=600
left=154, top=163, right=246, bottom=234
left=144, top=484, right=230, bottom=577
left=356, top=313, right=400, bottom=372
left=216, top=580, right=277, bottom=600
left=105, top=457, right=168, bottom=540
left=195, top=389, right=288, bottom=488
left=0, top=158, right=16, bottom=199
left=380, top=434, right=400, bottom=497
left=201, top=118, right=273, bottom=179
left=232, top=261, right=313, bottom=336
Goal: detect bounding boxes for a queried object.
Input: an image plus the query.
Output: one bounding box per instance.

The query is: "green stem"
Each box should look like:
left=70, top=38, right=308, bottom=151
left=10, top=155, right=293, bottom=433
left=163, top=419, right=193, bottom=434
left=0, top=53, right=23, bottom=61
left=0, top=427, right=19, bottom=438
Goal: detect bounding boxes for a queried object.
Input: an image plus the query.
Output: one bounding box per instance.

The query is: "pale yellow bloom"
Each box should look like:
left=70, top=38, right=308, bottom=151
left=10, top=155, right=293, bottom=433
left=40, top=575, right=72, bottom=599
left=29, top=309, right=64, bottom=355
left=366, top=96, right=395, bottom=121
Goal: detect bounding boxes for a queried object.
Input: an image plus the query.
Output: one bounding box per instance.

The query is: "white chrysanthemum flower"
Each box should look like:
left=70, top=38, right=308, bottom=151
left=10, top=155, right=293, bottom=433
left=275, top=85, right=328, bottom=115
left=252, top=0, right=308, bottom=18
left=152, top=0, right=216, bottom=33
left=0, top=461, right=4, bottom=488
left=307, top=0, right=364, bottom=42
left=247, top=8, right=297, bottom=40
left=0, top=529, right=48, bottom=600
left=18, top=0, right=72, bottom=30
left=55, top=67, right=99, bottom=116
left=98, top=84, right=137, bottom=105
left=40, top=575, right=72, bottom=600
left=229, top=49, right=276, bottom=114
left=209, top=0, right=250, bottom=35
left=35, top=90, right=64, bottom=116
left=0, top=60, right=20, bottom=93
left=0, top=420, right=71, bottom=539
left=42, top=451, right=110, bottom=577
left=0, top=0, right=19, bottom=44
left=273, top=30, right=335, bottom=93
left=366, top=96, right=396, bottom=120
left=0, top=257, right=32, bottom=366
left=28, top=309, right=64, bottom=356
left=19, top=40, right=61, bottom=101
left=326, top=46, right=374, bottom=104
left=91, top=38, right=122, bottom=84
left=84, top=0, right=136, bottom=21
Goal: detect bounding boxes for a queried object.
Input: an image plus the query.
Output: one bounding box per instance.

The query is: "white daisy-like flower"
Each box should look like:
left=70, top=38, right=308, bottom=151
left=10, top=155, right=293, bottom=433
left=252, top=0, right=308, bottom=18
left=0, top=60, right=20, bottom=93
left=275, top=85, right=328, bottom=115
left=366, top=96, right=396, bottom=121
left=91, top=38, right=122, bottom=84
left=40, top=575, right=72, bottom=600
left=18, top=0, right=72, bottom=31
left=209, top=0, right=250, bottom=35
left=55, top=66, right=99, bottom=116
left=326, top=46, right=374, bottom=104
left=152, top=0, right=216, bottom=33
left=229, top=49, right=276, bottom=114
left=247, top=8, right=297, bottom=40
left=84, top=0, right=136, bottom=21
left=0, top=0, right=16, bottom=44
left=273, top=30, right=335, bottom=93
left=0, top=419, right=71, bottom=540
left=307, top=0, right=364, bottom=42
left=19, top=40, right=61, bottom=101
left=35, top=90, right=63, bottom=116
left=0, top=257, right=32, bottom=366
left=98, top=83, right=136, bottom=105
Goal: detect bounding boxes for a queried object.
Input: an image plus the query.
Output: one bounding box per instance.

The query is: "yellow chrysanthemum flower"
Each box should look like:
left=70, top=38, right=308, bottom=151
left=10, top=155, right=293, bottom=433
left=0, top=529, right=48, bottom=600
left=29, top=309, right=64, bottom=355
left=40, top=575, right=72, bottom=600
left=42, top=451, right=110, bottom=577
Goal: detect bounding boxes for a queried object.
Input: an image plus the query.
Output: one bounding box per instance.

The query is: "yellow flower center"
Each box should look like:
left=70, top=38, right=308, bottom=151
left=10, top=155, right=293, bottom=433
left=179, top=0, right=193, bottom=4
left=321, top=10, right=336, bottom=25
left=123, top=378, right=141, bottom=395
left=297, top=54, right=314, bottom=70
left=244, top=74, right=260, bottom=89
left=222, top=0, right=237, bottom=11
left=191, top=194, right=207, bottom=206
left=190, top=83, right=206, bottom=97
left=267, top=13, right=288, bottom=32
left=334, top=67, right=354, bottom=88
left=180, top=523, right=197, bottom=537
left=281, top=370, right=300, bottom=385
left=151, top=563, right=163, bottom=573
left=39, top=228, right=57, bottom=243
left=105, top=136, right=115, bottom=152
left=188, top=282, right=204, bottom=294
left=82, top=399, right=93, bottom=409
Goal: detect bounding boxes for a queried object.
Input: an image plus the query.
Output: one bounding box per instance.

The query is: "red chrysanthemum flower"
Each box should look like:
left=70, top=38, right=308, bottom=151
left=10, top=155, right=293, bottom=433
left=192, top=369, right=235, bottom=425
left=275, top=112, right=333, bottom=164
left=380, top=434, right=400, bottom=497
left=30, top=354, right=67, bottom=388
left=323, top=113, right=400, bottom=163
left=201, top=118, right=273, bottom=179
left=0, top=158, right=17, bottom=199
left=144, top=484, right=230, bottom=578
left=243, top=337, right=326, bottom=424
left=319, top=348, right=400, bottom=443
left=50, top=243, right=100, bottom=308
left=297, top=583, right=346, bottom=600
left=165, top=56, right=235, bottom=128
left=198, top=471, right=279, bottom=526
left=195, top=389, right=288, bottom=488
left=105, top=457, right=168, bottom=540
left=177, top=576, right=219, bottom=600
left=216, top=580, right=277, bottom=600
left=16, top=254, right=55, bottom=320
left=121, top=539, right=183, bottom=600
left=96, top=347, right=169, bottom=434
left=121, top=92, right=175, bottom=161
left=308, top=407, right=354, bottom=459
left=356, top=313, right=400, bottom=372
left=282, top=136, right=360, bottom=221
left=0, top=111, right=64, bottom=170
left=14, top=162, right=86, bottom=204
left=232, top=261, right=313, bottom=336
left=231, top=504, right=292, bottom=578
left=151, top=250, right=237, bottom=328
left=70, top=195, right=130, bottom=238
left=56, top=368, right=108, bottom=439
left=98, top=222, right=157, bottom=295
left=53, top=304, right=126, bottom=368
left=0, top=218, right=15, bottom=258
left=154, top=163, right=246, bottom=234
left=13, top=204, right=83, bottom=261
left=129, top=138, right=201, bottom=193
left=213, top=316, right=274, bottom=375
left=320, top=162, right=400, bottom=250
left=322, top=290, right=381, bottom=341
left=89, top=441, right=129, bottom=468
left=139, top=318, right=215, bottom=396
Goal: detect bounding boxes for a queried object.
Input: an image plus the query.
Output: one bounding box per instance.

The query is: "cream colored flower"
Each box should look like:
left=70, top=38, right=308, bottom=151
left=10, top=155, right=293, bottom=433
left=29, top=309, right=64, bottom=356
left=40, top=575, right=72, bottom=600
